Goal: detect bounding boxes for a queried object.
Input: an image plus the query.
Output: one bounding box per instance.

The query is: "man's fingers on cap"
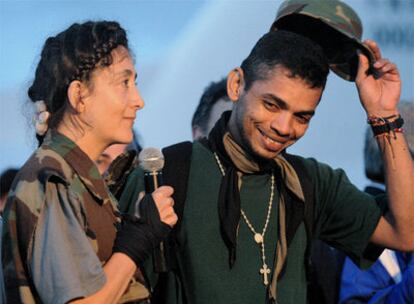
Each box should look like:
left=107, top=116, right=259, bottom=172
left=355, top=52, right=370, bottom=82
left=357, top=52, right=370, bottom=69
left=380, top=62, right=398, bottom=74
left=363, top=39, right=381, bottom=61
left=373, top=58, right=389, bottom=68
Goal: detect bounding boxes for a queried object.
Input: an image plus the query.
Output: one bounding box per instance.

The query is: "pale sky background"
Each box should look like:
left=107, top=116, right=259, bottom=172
left=1, top=0, right=413, bottom=189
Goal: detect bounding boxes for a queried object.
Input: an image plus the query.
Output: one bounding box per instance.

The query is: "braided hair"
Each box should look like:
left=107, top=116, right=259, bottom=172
left=28, top=21, right=129, bottom=145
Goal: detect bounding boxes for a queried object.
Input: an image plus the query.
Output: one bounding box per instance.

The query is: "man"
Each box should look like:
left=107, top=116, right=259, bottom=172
left=189, top=75, right=346, bottom=303
left=96, top=130, right=142, bottom=174
left=191, top=78, right=232, bottom=140
left=97, top=144, right=129, bottom=174
left=339, top=101, right=414, bottom=304
left=118, top=29, right=413, bottom=304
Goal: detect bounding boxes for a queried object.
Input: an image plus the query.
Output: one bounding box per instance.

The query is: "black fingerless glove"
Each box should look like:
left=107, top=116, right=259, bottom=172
left=113, top=194, right=171, bottom=267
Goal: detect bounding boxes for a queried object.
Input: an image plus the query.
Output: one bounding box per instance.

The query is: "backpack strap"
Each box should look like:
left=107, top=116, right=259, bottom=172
left=282, top=153, right=315, bottom=242
left=151, top=141, right=193, bottom=304
left=280, top=153, right=315, bottom=284
left=162, top=141, right=193, bottom=235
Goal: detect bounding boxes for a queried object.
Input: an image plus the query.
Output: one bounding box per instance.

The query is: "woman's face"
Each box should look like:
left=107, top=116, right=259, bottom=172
left=81, top=46, right=144, bottom=148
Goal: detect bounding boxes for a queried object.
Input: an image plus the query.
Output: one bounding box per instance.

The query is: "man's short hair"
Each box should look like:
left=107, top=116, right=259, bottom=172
left=240, top=30, right=329, bottom=91
left=191, top=78, right=229, bottom=135
left=364, top=101, right=414, bottom=183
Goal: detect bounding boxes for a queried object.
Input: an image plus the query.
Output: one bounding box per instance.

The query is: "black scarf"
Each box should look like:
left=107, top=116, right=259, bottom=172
left=205, top=111, right=277, bottom=267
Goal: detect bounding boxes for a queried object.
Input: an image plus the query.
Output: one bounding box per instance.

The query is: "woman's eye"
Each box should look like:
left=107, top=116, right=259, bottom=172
left=296, top=115, right=310, bottom=124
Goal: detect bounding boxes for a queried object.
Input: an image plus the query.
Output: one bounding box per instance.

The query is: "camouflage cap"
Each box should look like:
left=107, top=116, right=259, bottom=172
left=270, top=0, right=375, bottom=81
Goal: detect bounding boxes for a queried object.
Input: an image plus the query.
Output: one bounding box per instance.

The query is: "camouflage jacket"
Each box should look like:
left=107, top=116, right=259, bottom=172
left=2, top=131, right=149, bottom=303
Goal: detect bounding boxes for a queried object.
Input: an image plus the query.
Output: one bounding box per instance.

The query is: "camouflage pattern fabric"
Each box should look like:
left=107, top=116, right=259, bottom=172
left=105, top=149, right=140, bottom=201
left=2, top=131, right=149, bottom=303
left=275, top=0, right=363, bottom=38
left=271, top=0, right=375, bottom=81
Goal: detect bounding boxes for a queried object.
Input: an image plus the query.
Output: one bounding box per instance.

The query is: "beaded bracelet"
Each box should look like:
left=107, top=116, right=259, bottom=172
left=367, top=114, right=398, bottom=125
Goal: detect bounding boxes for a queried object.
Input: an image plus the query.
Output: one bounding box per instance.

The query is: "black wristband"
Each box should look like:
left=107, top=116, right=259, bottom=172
left=371, top=117, right=404, bottom=136
left=113, top=213, right=171, bottom=267
left=138, top=194, right=164, bottom=228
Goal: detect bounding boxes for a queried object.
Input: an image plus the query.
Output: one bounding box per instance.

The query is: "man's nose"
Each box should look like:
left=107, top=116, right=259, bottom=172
left=270, top=112, right=291, bottom=137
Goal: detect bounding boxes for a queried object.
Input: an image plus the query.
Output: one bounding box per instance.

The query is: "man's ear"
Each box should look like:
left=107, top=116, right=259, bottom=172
left=67, top=80, right=88, bottom=113
left=227, top=67, right=245, bottom=102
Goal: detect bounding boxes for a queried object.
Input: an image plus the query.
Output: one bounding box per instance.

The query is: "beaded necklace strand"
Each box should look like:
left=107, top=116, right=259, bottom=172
left=213, top=152, right=275, bottom=286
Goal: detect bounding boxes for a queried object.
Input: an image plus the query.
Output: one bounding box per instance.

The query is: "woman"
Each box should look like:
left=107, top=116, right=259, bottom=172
left=2, top=21, right=177, bottom=303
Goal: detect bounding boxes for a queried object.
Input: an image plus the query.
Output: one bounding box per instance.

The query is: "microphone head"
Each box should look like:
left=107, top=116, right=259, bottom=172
left=138, top=147, right=165, bottom=172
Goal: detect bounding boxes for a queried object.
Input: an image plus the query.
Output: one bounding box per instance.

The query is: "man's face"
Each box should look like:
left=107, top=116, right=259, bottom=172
left=96, top=143, right=128, bottom=174
left=229, top=66, right=323, bottom=160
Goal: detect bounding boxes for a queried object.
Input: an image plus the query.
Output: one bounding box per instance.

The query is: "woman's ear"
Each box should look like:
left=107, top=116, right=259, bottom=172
left=227, top=67, right=245, bottom=102
left=67, top=80, right=87, bottom=113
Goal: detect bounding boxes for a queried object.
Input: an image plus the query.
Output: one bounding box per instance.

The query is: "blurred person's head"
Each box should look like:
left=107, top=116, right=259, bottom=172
left=0, top=168, right=19, bottom=213
left=227, top=30, right=329, bottom=161
left=96, top=144, right=128, bottom=174
left=192, top=78, right=233, bottom=139
left=29, top=21, right=144, bottom=157
left=96, top=129, right=142, bottom=174
left=364, top=101, right=414, bottom=183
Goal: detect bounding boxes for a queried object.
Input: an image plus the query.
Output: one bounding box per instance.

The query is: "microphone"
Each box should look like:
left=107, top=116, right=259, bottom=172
left=138, top=147, right=169, bottom=272
left=139, top=147, right=165, bottom=193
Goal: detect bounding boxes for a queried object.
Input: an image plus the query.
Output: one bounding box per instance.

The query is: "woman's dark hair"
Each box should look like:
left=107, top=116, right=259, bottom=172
left=240, top=30, right=329, bottom=91
left=28, top=20, right=129, bottom=145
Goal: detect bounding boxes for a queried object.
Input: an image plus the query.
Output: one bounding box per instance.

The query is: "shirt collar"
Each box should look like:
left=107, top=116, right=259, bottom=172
left=43, top=131, right=110, bottom=204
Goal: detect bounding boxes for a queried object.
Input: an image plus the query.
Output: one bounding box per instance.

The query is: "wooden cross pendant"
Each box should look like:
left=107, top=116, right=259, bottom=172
left=260, top=264, right=271, bottom=286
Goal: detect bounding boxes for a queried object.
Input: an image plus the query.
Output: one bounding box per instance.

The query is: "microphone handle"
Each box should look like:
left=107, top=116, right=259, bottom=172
left=144, top=170, right=163, bottom=193
left=144, top=171, right=169, bottom=273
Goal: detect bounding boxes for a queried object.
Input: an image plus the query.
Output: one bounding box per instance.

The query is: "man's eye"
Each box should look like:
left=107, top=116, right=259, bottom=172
left=264, top=101, right=278, bottom=110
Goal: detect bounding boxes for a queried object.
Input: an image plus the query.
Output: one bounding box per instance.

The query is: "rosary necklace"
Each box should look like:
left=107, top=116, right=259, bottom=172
left=214, top=152, right=275, bottom=286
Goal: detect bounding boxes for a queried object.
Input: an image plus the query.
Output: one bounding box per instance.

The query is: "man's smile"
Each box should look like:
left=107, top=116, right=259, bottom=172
left=258, top=128, right=287, bottom=152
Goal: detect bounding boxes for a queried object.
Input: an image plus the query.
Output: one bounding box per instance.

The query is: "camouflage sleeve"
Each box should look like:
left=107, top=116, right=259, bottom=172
left=105, top=149, right=139, bottom=201
left=29, top=180, right=106, bottom=303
